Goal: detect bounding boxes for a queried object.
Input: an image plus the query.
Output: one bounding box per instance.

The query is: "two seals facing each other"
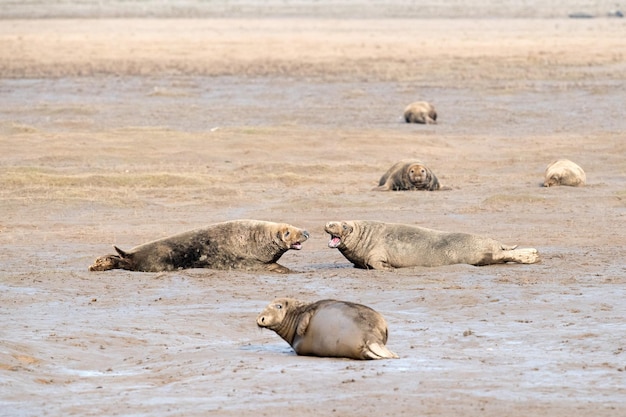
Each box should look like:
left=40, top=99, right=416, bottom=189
left=257, top=298, right=398, bottom=360
left=89, top=219, right=309, bottom=274
left=374, top=159, right=440, bottom=191
left=403, top=101, right=437, bottom=124
left=544, top=159, right=586, bottom=187
left=325, top=220, right=539, bottom=270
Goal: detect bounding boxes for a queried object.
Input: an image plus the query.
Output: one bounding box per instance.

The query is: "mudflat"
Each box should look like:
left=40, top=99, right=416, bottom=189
left=1, top=4, right=625, bottom=416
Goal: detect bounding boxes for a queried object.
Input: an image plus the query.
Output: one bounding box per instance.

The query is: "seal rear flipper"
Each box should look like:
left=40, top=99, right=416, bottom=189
left=266, top=263, right=292, bottom=274
left=363, top=341, right=399, bottom=360
left=112, top=246, right=136, bottom=269
left=114, top=245, right=129, bottom=258
left=506, top=248, right=540, bottom=264
left=372, top=184, right=391, bottom=191
left=89, top=254, right=125, bottom=271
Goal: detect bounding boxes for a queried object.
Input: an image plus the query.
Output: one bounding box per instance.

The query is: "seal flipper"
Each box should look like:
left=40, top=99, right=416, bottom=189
left=87, top=246, right=134, bottom=271
left=114, top=245, right=129, bottom=258
left=504, top=247, right=539, bottom=264
left=363, top=341, right=399, bottom=359
left=266, top=263, right=292, bottom=274
left=372, top=183, right=391, bottom=191
left=89, top=254, right=129, bottom=271
left=296, top=311, right=312, bottom=336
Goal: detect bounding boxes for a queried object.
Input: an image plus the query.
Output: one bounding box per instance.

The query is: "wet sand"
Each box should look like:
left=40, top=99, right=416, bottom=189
left=1, top=6, right=625, bottom=417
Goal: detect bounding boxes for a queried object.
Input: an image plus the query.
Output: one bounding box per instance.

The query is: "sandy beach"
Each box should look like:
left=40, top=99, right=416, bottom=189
left=1, top=1, right=625, bottom=416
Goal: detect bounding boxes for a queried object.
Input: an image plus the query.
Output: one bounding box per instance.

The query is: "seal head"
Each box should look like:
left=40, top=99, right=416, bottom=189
left=325, top=221, right=352, bottom=249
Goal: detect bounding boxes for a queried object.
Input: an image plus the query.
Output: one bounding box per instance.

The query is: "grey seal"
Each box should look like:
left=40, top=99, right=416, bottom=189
left=403, top=101, right=437, bottom=124
left=325, top=220, right=539, bottom=270
left=374, top=159, right=440, bottom=191
left=89, top=219, right=309, bottom=273
left=257, top=298, right=398, bottom=360
left=543, top=159, right=586, bottom=187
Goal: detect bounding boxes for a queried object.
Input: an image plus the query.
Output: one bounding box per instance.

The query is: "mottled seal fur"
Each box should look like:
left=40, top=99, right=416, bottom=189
left=403, top=101, right=437, bottom=124
left=257, top=298, right=398, bottom=360
left=374, top=159, right=440, bottom=191
left=543, top=159, right=586, bottom=187
left=89, top=219, right=309, bottom=273
left=325, top=220, right=539, bottom=270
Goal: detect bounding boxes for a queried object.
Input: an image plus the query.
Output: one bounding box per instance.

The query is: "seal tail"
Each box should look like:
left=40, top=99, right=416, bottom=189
left=363, top=342, right=399, bottom=360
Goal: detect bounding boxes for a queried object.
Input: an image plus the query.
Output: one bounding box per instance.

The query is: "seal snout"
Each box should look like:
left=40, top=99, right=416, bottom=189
left=256, top=314, right=267, bottom=327
left=290, top=229, right=309, bottom=250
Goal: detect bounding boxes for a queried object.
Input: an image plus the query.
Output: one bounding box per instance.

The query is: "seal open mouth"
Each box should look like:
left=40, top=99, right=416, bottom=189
left=288, top=230, right=308, bottom=250
left=328, top=235, right=342, bottom=248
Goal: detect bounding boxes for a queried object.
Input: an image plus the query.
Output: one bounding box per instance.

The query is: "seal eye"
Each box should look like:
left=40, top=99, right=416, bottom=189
left=275, top=304, right=282, bottom=309
left=284, top=230, right=290, bottom=238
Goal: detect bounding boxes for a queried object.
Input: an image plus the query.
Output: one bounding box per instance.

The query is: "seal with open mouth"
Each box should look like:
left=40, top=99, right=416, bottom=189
left=89, top=219, right=309, bottom=273
left=325, top=220, right=539, bottom=270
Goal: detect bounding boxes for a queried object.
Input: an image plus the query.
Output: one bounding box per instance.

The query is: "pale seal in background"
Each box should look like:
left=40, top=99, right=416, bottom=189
left=543, top=159, right=586, bottom=187
left=403, top=101, right=437, bottom=124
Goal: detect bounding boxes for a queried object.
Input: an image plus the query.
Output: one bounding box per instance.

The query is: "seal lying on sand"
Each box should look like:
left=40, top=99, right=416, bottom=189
left=257, top=298, right=399, bottom=360
left=325, top=220, right=539, bottom=270
left=403, top=101, right=437, bottom=124
left=89, top=219, right=309, bottom=273
left=543, top=159, right=586, bottom=187
left=374, top=159, right=440, bottom=191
